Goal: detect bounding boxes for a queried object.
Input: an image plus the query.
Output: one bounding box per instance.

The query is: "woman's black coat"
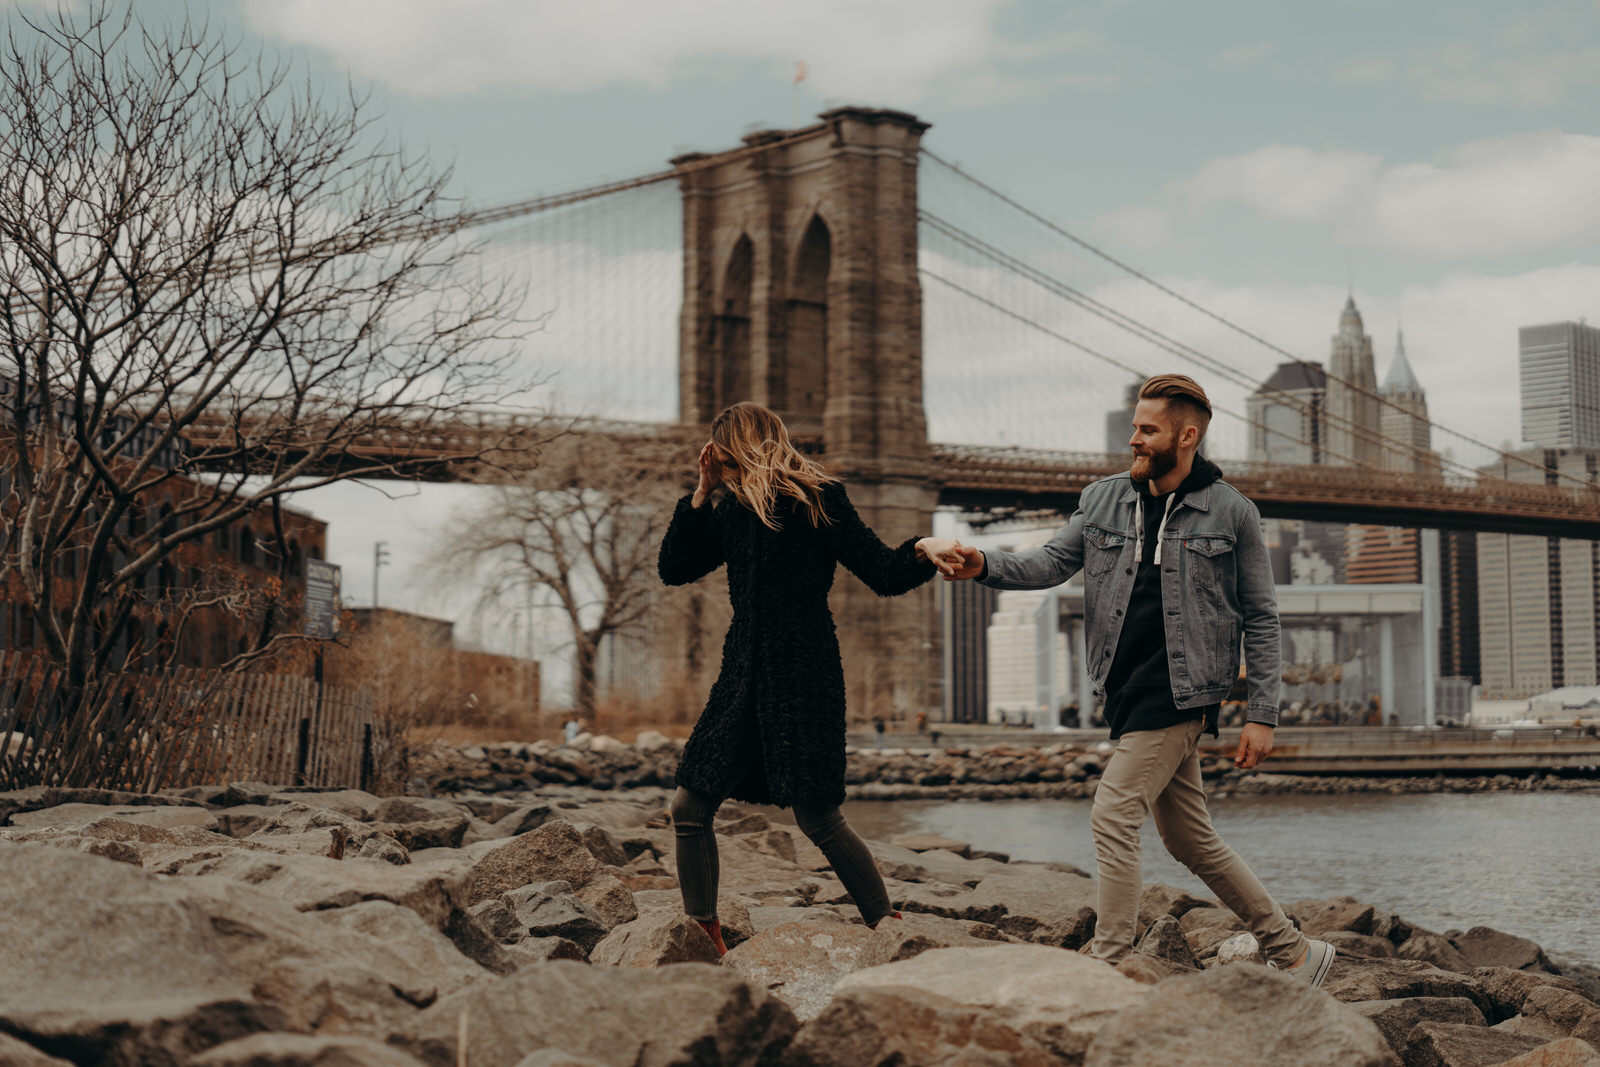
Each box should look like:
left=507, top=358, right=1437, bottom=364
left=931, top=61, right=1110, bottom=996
left=658, top=481, right=934, bottom=808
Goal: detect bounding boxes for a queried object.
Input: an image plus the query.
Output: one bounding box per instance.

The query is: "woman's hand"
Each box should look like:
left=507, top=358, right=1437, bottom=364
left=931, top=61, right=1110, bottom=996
left=692, top=441, right=722, bottom=508
left=916, top=537, right=967, bottom=577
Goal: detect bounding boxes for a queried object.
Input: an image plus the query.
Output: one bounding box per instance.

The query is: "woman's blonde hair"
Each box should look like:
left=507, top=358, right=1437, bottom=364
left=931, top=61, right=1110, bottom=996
left=709, top=402, right=836, bottom=529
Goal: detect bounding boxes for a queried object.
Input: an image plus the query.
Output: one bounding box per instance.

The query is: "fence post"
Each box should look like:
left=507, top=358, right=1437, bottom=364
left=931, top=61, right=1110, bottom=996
left=359, top=722, right=373, bottom=793
left=298, top=648, right=325, bottom=787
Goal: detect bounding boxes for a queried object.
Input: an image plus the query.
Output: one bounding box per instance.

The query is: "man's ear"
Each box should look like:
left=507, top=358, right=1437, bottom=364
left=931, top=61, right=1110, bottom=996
left=1180, top=423, right=1200, bottom=450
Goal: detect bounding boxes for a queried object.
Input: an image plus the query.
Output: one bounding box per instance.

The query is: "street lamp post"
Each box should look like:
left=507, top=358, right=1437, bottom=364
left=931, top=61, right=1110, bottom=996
left=373, top=541, right=390, bottom=608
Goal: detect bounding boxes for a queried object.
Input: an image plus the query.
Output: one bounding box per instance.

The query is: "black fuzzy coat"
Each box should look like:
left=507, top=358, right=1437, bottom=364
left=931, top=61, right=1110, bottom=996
left=658, top=481, right=935, bottom=808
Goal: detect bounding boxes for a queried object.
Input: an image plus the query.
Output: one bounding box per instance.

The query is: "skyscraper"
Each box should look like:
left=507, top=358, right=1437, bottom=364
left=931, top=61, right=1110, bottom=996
left=1380, top=327, right=1433, bottom=474
left=1247, top=362, right=1326, bottom=465
left=1324, top=296, right=1382, bottom=468
left=1520, top=321, right=1600, bottom=448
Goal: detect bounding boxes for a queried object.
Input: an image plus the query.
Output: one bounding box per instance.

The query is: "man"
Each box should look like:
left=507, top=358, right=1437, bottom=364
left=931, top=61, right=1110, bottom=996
left=943, top=374, right=1335, bottom=985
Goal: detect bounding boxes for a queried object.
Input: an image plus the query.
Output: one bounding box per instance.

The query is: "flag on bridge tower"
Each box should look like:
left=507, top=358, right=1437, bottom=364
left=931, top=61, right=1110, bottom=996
left=794, top=60, right=807, bottom=85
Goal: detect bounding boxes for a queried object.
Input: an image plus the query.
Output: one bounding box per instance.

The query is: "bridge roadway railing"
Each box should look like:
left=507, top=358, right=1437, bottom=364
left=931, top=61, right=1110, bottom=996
left=170, top=411, right=1600, bottom=538
left=930, top=444, right=1600, bottom=539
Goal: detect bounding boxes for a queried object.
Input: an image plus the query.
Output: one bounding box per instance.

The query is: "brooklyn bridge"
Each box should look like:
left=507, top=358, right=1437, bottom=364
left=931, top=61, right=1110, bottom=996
left=168, top=107, right=1600, bottom=713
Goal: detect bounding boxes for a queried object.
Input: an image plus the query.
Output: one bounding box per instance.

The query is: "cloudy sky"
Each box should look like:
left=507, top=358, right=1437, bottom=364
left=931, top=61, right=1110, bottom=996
left=74, top=0, right=1599, bottom=685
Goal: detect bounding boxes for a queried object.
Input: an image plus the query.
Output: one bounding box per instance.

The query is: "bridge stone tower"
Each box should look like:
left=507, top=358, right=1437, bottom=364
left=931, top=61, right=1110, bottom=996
left=672, top=108, right=940, bottom=719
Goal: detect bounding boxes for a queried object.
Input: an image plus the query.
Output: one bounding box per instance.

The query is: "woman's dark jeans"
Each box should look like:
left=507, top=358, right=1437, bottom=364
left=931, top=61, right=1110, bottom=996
left=670, top=786, right=893, bottom=926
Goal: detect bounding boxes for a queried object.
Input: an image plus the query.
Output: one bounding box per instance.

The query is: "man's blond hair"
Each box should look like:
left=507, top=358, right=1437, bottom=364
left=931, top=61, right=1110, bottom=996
left=1138, top=374, right=1213, bottom=442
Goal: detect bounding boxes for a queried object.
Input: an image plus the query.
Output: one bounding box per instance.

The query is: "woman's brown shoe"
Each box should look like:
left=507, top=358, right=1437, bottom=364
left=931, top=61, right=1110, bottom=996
left=695, top=918, right=729, bottom=958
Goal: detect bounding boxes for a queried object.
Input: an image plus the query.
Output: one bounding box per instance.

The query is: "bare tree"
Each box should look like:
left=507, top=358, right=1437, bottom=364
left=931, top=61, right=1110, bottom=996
left=0, top=3, right=534, bottom=698
left=436, top=430, right=695, bottom=721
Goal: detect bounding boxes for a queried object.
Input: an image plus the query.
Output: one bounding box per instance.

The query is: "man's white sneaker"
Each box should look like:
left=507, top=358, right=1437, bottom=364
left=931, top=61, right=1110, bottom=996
left=1275, top=939, right=1336, bottom=988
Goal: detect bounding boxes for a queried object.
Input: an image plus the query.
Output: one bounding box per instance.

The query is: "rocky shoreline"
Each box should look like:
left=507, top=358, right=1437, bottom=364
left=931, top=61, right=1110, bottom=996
left=414, top=733, right=1600, bottom=802
left=1, top=761, right=1599, bottom=1064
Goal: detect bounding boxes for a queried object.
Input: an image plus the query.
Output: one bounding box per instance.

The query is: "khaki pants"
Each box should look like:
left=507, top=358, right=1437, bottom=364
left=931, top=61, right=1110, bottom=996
left=1087, top=718, right=1307, bottom=967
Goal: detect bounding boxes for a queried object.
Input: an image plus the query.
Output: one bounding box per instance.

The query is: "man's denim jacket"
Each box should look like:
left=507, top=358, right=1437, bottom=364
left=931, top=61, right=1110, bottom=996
left=979, top=471, right=1282, bottom=726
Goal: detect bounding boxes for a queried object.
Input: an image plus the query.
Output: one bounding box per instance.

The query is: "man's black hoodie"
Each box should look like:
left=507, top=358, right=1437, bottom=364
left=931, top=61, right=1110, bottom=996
left=1102, top=455, right=1225, bottom=740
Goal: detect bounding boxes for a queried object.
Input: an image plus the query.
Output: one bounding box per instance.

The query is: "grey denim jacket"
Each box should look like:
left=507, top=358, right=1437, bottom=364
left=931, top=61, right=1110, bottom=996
left=979, top=470, right=1282, bottom=726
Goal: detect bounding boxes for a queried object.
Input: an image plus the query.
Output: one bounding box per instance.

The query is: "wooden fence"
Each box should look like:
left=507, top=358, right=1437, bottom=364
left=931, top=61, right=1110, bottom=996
left=0, top=651, right=394, bottom=792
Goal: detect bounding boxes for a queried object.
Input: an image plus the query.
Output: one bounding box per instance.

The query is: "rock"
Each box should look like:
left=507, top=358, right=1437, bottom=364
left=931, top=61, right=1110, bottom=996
left=1135, top=914, right=1200, bottom=971
left=1321, top=958, right=1494, bottom=1017
left=1116, top=954, right=1194, bottom=985
left=1402, top=1020, right=1547, bottom=1066
left=1085, top=964, right=1399, bottom=1067
left=374, top=797, right=465, bottom=824
left=189, top=1032, right=428, bottom=1065
left=869, top=840, right=996, bottom=887
left=379, top=817, right=469, bottom=852
left=716, top=811, right=771, bottom=835
left=1215, top=931, right=1266, bottom=966
left=1138, top=883, right=1211, bottom=928
left=504, top=882, right=609, bottom=953
left=1524, top=986, right=1600, bottom=1045
left=492, top=803, right=558, bottom=838
left=891, top=832, right=972, bottom=857
left=588, top=911, right=721, bottom=968
left=1474, top=968, right=1594, bottom=1021
left=748, top=904, right=850, bottom=934
left=504, top=937, right=588, bottom=968
left=1348, top=998, right=1487, bottom=1052
left=397, top=961, right=796, bottom=1067
left=158, top=844, right=474, bottom=931
left=1371, top=909, right=1417, bottom=946
left=460, top=796, right=527, bottom=823
left=469, top=900, right=525, bottom=943
left=1291, top=895, right=1377, bottom=938
left=0, top=1032, right=72, bottom=1066
left=781, top=987, right=1058, bottom=1066
left=1400, top=930, right=1476, bottom=973
left=513, top=1050, right=607, bottom=1067
left=633, top=730, right=673, bottom=751
left=267, top=789, right=381, bottom=821
left=748, top=828, right=798, bottom=863
left=572, top=823, right=627, bottom=867
left=1494, top=1038, right=1600, bottom=1065
left=1452, top=926, right=1555, bottom=972
left=439, top=906, right=520, bottom=977
left=959, top=867, right=1098, bottom=948
left=311, top=900, right=493, bottom=997
left=0, top=844, right=456, bottom=1064
left=852, top=911, right=1014, bottom=971
left=833, top=944, right=1147, bottom=1061
left=7, top=803, right=218, bottom=832
left=468, top=821, right=604, bottom=904
left=357, top=834, right=412, bottom=865
left=722, top=921, right=879, bottom=1021
left=1497, top=1015, right=1578, bottom=1044
left=1325, top=931, right=1400, bottom=958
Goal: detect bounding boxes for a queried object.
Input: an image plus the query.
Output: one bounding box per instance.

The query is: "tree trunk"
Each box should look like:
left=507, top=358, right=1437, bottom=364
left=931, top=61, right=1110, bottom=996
left=573, top=634, right=598, bottom=722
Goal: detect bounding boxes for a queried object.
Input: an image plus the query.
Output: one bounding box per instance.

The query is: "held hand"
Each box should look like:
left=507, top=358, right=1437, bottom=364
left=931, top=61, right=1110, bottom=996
left=915, top=537, right=966, bottom=577
left=1233, top=722, right=1274, bottom=769
left=692, top=442, right=721, bottom=508
left=941, top=543, right=986, bottom=582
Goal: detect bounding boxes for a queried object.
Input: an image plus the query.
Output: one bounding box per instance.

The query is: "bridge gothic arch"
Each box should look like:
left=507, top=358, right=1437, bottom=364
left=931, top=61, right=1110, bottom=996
left=709, top=233, right=753, bottom=415
left=777, top=212, right=830, bottom=436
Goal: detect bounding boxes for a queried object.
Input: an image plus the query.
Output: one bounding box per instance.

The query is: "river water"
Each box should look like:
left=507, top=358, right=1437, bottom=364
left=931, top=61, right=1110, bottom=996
left=832, top=791, right=1600, bottom=968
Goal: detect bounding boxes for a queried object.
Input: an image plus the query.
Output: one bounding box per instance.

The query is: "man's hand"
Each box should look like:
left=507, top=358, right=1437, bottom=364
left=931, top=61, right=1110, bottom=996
left=1233, top=722, right=1274, bottom=769
left=940, top=543, right=986, bottom=582
left=915, top=537, right=966, bottom=577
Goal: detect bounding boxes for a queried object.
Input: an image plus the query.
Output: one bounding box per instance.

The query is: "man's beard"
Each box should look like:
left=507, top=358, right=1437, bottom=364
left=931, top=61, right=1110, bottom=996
left=1131, top=442, right=1178, bottom=484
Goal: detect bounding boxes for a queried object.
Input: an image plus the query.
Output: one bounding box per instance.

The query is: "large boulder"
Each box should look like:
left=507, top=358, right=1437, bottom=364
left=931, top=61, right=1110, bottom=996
left=1474, top=968, right=1596, bottom=1022
left=396, top=961, right=796, bottom=1067
left=1524, top=986, right=1600, bottom=1046
left=588, top=911, right=722, bottom=968
left=467, top=821, right=638, bottom=929
left=1451, top=926, right=1555, bottom=972
left=1402, top=1021, right=1547, bottom=1066
left=310, top=901, right=493, bottom=997
left=267, top=789, right=382, bottom=821
left=189, top=1033, right=428, bottom=1065
left=504, top=882, right=609, bottom=952
left=1347, top=998, right=1488, bottom=1053
left=1400, top=930, right=1475, bottom=973
left=0, top=1032, right=72, bottom=1066
left=7, top=802, right=217, bottom=832
left=959, top=867, right=1098, bottom=948
left=832, top=944, right=1147, bottom=1061
left=1138, top=883, right=1211, bottom=928
left=1290, top=895, right=1377, bottom=938
left=1321, top=958, right=1494, bottom=1017
left=1085, top=964, right=1399, bottom=1067
left=781, top=988, right=1058, bottom=1067
left=0, top=844, right=458, bottom=1065
left=1495, top=1038, right=1600, bottom=1065
left=722, top=921, right=881, bottom=1022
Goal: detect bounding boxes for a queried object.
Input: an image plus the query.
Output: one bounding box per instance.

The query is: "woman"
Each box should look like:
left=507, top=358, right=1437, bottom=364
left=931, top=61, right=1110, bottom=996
left=658, top=402, right=961, bottom=954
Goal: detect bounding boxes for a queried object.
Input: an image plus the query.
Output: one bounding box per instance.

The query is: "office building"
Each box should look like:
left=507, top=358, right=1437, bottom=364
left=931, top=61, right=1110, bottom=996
left=1520, top=321, right=1600, bottom=449
left=1324, top=295, right=1382, bottom=468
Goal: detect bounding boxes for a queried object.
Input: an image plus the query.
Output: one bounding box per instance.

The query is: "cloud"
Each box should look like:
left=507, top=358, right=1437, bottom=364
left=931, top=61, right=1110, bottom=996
left=1336, top=40, right=1600, bottom=108
left=1168, top=133, right=1600, bottom=259
left=242, top=0, right=1074, bottom=105
left=1217, top=42, right=1276, bottom=68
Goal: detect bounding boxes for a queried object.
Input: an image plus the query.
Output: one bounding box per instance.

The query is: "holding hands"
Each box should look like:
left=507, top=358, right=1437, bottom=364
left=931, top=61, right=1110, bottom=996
left=916, top=538, right=985, bottom=580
